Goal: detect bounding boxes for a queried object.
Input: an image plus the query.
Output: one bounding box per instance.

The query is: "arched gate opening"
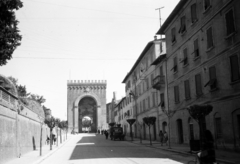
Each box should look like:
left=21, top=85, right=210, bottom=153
left=78, top=97, right=97, bottom=133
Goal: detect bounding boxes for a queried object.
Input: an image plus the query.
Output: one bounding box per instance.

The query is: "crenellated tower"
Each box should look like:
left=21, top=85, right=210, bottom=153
left=67, top=80, right=107, bottom=133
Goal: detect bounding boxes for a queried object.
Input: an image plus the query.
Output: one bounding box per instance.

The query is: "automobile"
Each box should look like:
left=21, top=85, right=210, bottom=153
left=110, top=126, right=125, bottom=141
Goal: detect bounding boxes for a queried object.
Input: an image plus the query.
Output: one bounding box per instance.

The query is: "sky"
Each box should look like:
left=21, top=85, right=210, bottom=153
left=0, top=0, right=179, bottom=120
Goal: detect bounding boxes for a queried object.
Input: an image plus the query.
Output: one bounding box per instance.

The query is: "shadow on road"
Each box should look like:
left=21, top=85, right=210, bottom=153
left=69, top=134, right=185, bottom=164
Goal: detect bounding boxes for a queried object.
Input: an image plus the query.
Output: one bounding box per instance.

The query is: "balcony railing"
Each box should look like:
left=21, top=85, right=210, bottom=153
left=152, top=75, right=165, bottom=90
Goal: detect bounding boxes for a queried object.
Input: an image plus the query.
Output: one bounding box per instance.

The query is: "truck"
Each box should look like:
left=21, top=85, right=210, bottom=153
left=109, top=126, right=125, bottom=141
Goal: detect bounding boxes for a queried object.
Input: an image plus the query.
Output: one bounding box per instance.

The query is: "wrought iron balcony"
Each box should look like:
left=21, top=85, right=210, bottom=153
left=152, top=75, right=165, bottom=90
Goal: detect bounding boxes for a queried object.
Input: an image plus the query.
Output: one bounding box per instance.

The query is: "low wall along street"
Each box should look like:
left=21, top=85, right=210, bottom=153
left=0, top=79, right=64, bottom=164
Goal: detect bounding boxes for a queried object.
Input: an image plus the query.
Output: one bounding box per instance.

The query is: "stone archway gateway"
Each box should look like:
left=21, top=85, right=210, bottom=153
left=78, top=97, right=97, bottom=132
left=67, top=80, right=107, bottom=133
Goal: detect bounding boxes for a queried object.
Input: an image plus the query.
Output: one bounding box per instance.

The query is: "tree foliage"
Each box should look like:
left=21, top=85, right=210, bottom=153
left=29, top=94, right=46, bottom=104
left=0, top=0, right=23, bottom=66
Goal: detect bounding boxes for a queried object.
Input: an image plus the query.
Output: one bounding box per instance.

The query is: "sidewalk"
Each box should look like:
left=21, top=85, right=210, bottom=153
left=5, top=135, right=72, bottom=164
left=124, top=136, right=239, bottom=164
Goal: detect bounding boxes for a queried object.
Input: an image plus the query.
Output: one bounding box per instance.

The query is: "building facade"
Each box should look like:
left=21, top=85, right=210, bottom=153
left=67, top=80, right=107, bottom=133
left=157, top=0, right=240, bottom=149
left=122, top=37, right=166, bottom=140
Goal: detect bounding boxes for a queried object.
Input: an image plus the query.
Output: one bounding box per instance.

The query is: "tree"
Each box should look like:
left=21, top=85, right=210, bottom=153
left=143, top=117, right=156, bottom=145
left=29, top=94, right=46, bottom=104
left=44, top=117, right=56, bottom=150
left=0, top=0, right=23, bottom=66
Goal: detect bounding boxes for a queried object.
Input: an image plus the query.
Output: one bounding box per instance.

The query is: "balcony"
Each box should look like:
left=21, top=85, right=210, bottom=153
left=152, top=75, right=165, bottom=90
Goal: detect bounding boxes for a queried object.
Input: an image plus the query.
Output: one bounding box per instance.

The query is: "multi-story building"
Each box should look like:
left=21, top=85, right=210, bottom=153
left=157, top=0, right=240, bottom=149
left=122, top=37, right=166, bottom=140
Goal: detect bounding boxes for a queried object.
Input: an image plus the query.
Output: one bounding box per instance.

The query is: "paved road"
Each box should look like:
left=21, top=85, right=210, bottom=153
left=38, top=133, right=194, bottom=164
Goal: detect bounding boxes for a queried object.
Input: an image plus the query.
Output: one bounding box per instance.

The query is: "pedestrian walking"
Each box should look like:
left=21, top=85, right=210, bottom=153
left=104, top=130, right=109, bottom=139
left=163, top=131, right=168, bottom=145
left=159, top=130, right=164, bottom=146
left=198, top=130, right=216, bottom=164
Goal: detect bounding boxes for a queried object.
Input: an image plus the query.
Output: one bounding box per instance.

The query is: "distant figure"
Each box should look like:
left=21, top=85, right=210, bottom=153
left=164, top=131, right=168, bottom=145
left=46, top=136, right=50, bottom=145
left=52, top=134, right=56, bottom=145
left=104, top=130, right=109, bottom=139
left=198, top=130, right=216, bottom=164
left=159, top=130, right=164, bottom=146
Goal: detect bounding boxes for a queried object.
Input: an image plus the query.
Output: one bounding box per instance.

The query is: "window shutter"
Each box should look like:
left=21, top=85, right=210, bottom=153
left=207, top=27, right=213, bottom=49
left=195, top=74, right=202, bottom=96
left=174, top=86, right=179, bottom=103
left=194, top=39, right=199, bottom=57
left=184, top=80, right=191, bottom=99
left=191, top=3, right=197, bottom=23
left=225, top=9, right=235, bottom=35
left=171, top=28, right=176, bottom=42
left=230, top=55, right=240, bottom=82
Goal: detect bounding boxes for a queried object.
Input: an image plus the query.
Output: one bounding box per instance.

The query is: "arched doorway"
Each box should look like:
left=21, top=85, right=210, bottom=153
left=78, top=97, right=97, bottom=133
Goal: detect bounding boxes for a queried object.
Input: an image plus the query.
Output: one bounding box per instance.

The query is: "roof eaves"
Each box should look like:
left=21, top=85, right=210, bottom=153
left=122, top=41, right=154, bottom=83
left=151, top=54, right=166, bottom=65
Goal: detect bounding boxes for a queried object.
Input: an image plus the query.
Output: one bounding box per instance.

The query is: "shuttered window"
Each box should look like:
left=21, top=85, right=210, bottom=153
left=171, top=27, right=176, bottom=43
left=207, top=27, right=214, bottom=49
left=174, top=85, right=180, bottom=103
left=184, top=80, right=191, bottom=100
left=225, top=9, right=235, bottom=36
left=194, top=38, right=199, bottom=57
left=230, top=55, right=240, bottom=82
left=195, top=74, right=202, bottom=96
left=191, top=3, right=197, bottom=23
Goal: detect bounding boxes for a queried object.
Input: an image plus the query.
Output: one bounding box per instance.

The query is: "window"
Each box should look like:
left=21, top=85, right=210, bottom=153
left=205, top=66, right=217, bottom=90
left=193, top=38, right=199, bottom=57
left=181, top=48, right=188, bottom=65
left=171, top=57, right=178, bottom=72
left=171, top=27, right=176, bottom=43
left=184, top=80, right=191, bottom=100
left=179, top=16, right=186, bottom=34
left=204, top=0, right=211, bottom=11
left=160, top=93, right=165, bottom=107
left=152, top=92, right=155, bottom=107
left=160, top=66, right=163, bottom=76
left=140, top=101, right=142, bottom=112
left=174, top=85, right=180, bottom=103
left=195, top=74, right=202, bottom=96
left=143, top=99, right=146, bottom=111
left=225, top=9, right=236, bottom=36
left=151, top=74, right=154, bottom=86
left=206, top=27, right=214, bottom=49
left=146, top=77, right=149, bottom=89
left=148, top=96, right=150, bottom=109
left=230, top=54, right=240, bottom=82
left=215, top=117, right=222, bottom=139
left=191, top=3, right=198, bottom=23
left=160, top=42, right=163, bottom=52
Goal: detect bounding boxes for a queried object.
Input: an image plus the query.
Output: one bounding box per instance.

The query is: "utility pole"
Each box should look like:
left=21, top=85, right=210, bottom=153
left=156, top=7, right=164, bottom=39
left=155, top=7, right=164, bottom=28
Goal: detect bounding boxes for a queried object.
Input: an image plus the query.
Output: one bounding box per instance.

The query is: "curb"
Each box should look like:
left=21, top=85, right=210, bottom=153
left=125, top=139, right=236, bottom=164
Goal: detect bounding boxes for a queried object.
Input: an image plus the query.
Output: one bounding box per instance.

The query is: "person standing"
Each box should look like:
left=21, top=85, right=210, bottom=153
left=164, top=131, right=168, bottom=145
left=159, top=130, right=164, bottom=146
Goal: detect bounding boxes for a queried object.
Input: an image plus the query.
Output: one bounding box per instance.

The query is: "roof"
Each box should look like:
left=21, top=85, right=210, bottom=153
left=151, top=54, right=166, bottom=65
left=156, top=0, right=188, bottom=35
left=122, top=40, right=155, bottom=83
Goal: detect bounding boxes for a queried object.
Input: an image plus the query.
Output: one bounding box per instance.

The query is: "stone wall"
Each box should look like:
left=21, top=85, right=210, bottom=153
left=0, top=87, right=50, bottom=164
